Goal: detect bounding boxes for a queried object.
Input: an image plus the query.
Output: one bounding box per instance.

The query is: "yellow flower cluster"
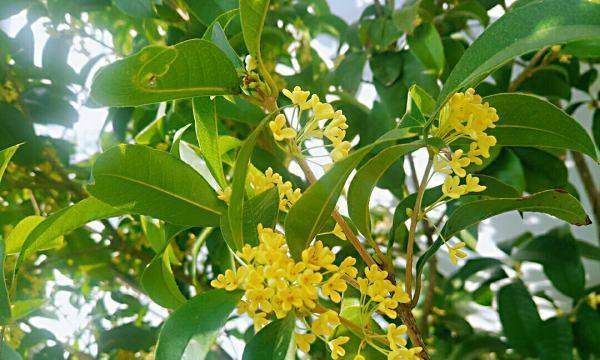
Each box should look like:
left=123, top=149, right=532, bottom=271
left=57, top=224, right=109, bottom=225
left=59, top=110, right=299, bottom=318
left=432, top=88, right=499, bottom=199
left=217, top=167, right=302, bottom=212
left=270, top=86, right=351, bottom=162
left=211, top=224, right=358, bottom=355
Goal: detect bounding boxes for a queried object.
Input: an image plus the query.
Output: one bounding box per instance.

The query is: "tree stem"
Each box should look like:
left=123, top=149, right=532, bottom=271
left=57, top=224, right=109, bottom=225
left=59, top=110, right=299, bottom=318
left=571, top=151, right=600, bottom=243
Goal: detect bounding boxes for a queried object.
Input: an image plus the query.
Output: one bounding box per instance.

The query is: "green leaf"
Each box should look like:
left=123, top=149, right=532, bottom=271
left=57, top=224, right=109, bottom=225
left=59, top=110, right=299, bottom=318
left=333, top=52, right=368, bottom=94
left=10, top=299, right=46, bottom=321
left=155, top=289, right=243, bottom=360
left=0, top=143, right=21, bottom=183
left=240, top=0, right=269, bottom=59
left=114, top=0, right=154, bottom=18
left=5, top=216, right=63, bottom=256
left=88, top=144, right=225, bottom=227
left=285, top=146, right=373, bottom=259
left=497, top=280, right=542, bottom=357
left=15, top=197, right=123, bottom=272
left=513, top=148, right=567, bottom=193
left=141, top=251, right=186, bottom=309
left=90, top=39, right=240, bottom=107
left=437, top=0, right=600, bottom=110
left=576, top=240, right=600, bottom=261
left=442, top=190, right=591, bottom=239
left=407, top=23, right=444, bottom=75
left=514, top=227, right=585, bottom=298
left=574, top=304, right=600, bottom=357
left=347, top=142, right=423, bottom=242
left=485, top=93, right=598, bottom=160
left=209, top=23, right=243, bottom=70
left=0, top=239, right=11, bottom=325
left=186, top=0, right=237, bottom=26
left=449, top=334, right=508, bottom=360
left=242, top=313, right=295, bottom=360
left=193, top=97, right=227, bottom=189
left=0, top=343, right=21, bottom=360
left=228, top=119, right=268, bottom=250
left=537, top=317, right=574, bottom=360
left=409, top=84, right=436, bottom=116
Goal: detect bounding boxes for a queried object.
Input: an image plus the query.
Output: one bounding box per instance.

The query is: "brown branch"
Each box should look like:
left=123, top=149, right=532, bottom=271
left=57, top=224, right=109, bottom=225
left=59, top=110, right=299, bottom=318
left=571, top=151, right=600, bottom=243
left=508, top=47, right=553, bottom=92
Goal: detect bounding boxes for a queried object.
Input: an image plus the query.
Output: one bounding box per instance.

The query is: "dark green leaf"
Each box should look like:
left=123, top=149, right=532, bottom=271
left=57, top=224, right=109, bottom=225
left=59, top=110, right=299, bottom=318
left=242, top=313, right=295, bottom=360
left=186, top=0, right=238, bottom=26
left=574, top=304, right=600, bottom=357
left=513, top=148, right=567, bottom=193
left=333, top=52, right=367, bottom=94
left=114, top=0, right=154, bottom=18
left=538, top=316, right=574, bottom=360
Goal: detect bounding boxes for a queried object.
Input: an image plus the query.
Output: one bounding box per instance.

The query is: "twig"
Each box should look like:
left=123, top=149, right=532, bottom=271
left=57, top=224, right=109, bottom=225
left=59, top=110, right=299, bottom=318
left=508, top=47, right=550, bottom=92
left=571, top=151, right=600, bottom=243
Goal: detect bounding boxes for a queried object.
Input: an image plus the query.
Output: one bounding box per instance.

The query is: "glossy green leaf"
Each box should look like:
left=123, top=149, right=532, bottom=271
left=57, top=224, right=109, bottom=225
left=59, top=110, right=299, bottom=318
left=407, top=23, right=444, bottom=74
left=333, top=52, right=368, bottom=94
left=409, top=84, right=436, bottom=116
left=538, top=316, right=574, bottom=360
left=16, top=197, right=123, bottom=272
left=114, top=0, right=153, bottom=18
left=88, top=144, right=225, bottom=227
left=574, top=304, right=600, bottom=357
left=242, top=313, right=295, bottom=360
left=5, top=216, right=63, bottom=255
left=285, top=146, right=373, bottom=259
left=442, top=190, right=591, bottom=239
left=437, top=0, right=600, bottom=110
left=449, top=335, right=507, bottom=360
left=347, top=142, right=423, bottom=242
left=209, top=23, right=243, bottom=70
left=0, top=239, right=11, bottom=325
left=193, top=97, right=227, bottom=189
left=141, top=251, right=186, bottom=309
left=155, top=289, right=243, bottom=360
left=90, top=39, right=240, bottom=107
left=240, top=0, right=269, bottom=59
left=186, top=0, right=237, bottom=26
left=514, top=227, right=585, bottom=298
left=486, top=93, right=598, bottom=160
left=228, top=119, right=268, bottom=250
left=497, top=280, right=542, bottom=357
left=0, top=143, right=21, bottom=183
left=513, top=148, right=567, bottom=193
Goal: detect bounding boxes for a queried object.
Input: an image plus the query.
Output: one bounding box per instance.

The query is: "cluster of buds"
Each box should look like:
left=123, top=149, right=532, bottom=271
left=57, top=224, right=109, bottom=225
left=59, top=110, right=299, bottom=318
left=212, top=224, right=423, bottom=359
left=241, top=55, right=270, bottom=99
left=217, top=166, right=302, bottom=212
left=269, top=86, right=351, bottom=162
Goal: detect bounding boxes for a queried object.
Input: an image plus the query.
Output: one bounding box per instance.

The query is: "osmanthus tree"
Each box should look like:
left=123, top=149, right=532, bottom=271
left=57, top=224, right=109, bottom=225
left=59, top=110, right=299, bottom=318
left=0, top=0, right=599, bottom=358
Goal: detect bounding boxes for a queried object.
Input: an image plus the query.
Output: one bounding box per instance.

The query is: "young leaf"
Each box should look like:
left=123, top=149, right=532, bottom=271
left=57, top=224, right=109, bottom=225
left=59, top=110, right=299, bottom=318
left=141, top=251, right=186, bottom=309
left=285, top=145, right=373, bottom=259
left=210, top=23, right=243, bottom=70
left=407, top=23, right=445, bottom=75
left=486, top=93, right=598, bottom=160
left=0, top=239, right=11, bottom=325
left=15, top=197, right=123, bottom=272
left=441, top=190, right=591, bottom=239
left=5, top=216, right=63, bottom=255
left=242, top=313, right=295, bottom=360
left=347, top=142, right=423, bottom=242
left=10, top=298, right=47, bottom=321
left=88, top=144, right=225, bottom=227
left=154, top=289, right=243, bottom=360
left=90, top=39, right=240, bottom=107
left=497, top=280, right=542, bottom=357
left=437, top=0, right=600, bottom=110
left=0, top=143, right=21, bottom=183
left=240, top=0, right=269, bottom=60
left=193, top=97, right=227, bottom=189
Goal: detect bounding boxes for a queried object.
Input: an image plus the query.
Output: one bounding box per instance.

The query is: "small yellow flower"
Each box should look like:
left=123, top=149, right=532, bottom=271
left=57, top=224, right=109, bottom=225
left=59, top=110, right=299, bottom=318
left=282, top=86, right=311, bottom=110
left=392, top=284, right=411, bottom=304
left=354, top=355, right=366, bottom=360
left=294, top=332, right=315, bottom=353
left=269, top=114, right=297, bottom=141
left=312, top=310, right=340, bottom=337
left=432, top=307, right=446, bottom=316
left=277, top=287, right=304, bottom=311
left=588, top=292, right=600, bottom=310
left=246, top=286, right=275, bottom=313
left=464, top=174, right=486, bottom=193
left=442, top=176, right=466, bottom=199
left=302, top=241, right=335, bottom=270
left=448, top=149, right=471, bottom=177
left=331, top=141, right=351, bottom=161
left=476, top=134, right=496, bottom=158
left=433, top=155, right=452, bottom=175
left=217, top=186, right=232, bottom=203
left=332, top=223, right=346, bottom=240
left=321, top=273, right=347, bottom=303
left=313, top=97, right=335, bottom=120
left=324, top=111, right=348, bottom=145
left=365, top=264, right=388, bottom=282
left=253, top=312, right=269, bottom=332
left=466, top=142, right=483, bottom=165
left=329, top=336, right=350, bottom=360
left=237, top=244, right=257, bottom=263
left=388, top=346, right=422, bottom=360
left=377, top=298, right=399, bottom=318
left=387, top=324, right=408, bottom=350
left=210, top=269, right=240, bottom=291
left=337, top=257, right=358, bottom=278
left=448, top=242, right=467, bottom=265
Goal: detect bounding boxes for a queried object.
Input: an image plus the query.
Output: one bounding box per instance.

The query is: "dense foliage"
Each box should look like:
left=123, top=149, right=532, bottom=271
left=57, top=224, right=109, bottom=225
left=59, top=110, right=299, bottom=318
left=0, top=0, right=599, bottom=359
